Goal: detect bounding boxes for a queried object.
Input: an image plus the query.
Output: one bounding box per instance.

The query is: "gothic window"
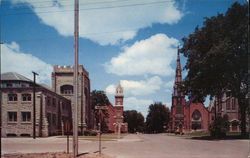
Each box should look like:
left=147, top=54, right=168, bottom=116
left=21, top=112, right=31, bottom=122
left=176, top=105, right=182, bottom=114
left=8, top=112, right=17, bottom=122
left=8, top=94, right=17, bottom=101
left=226, top=99, right=230, bottom=110
left=232, top=98, right=236, bottom=110
left=192, top=110, right=201, bottom=121
left=22, top=94, right=31, bottom=101
left=60, top=85, right=73, bottom=94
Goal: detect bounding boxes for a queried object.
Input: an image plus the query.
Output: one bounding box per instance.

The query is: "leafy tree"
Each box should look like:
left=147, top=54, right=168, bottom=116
left=180, top=2, right=248, bottom=135
left=90, top=90, right=110, bottom=132
left=91, top=90, right=110, bottom=109
left=124, top=110, right=145, bottom=133
left=209, top=114, right=229, bottom=138
left=146, top=102, right=170, bottom=133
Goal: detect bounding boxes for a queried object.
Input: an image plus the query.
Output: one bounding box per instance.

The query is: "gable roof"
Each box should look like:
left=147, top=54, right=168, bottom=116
left=1, top=72, right=32, bottom=82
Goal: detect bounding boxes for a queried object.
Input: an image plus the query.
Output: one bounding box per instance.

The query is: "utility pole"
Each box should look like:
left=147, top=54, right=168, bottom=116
left=73, top=0, right=79, bottom=157
left=32, top=71, right=38, bottom=139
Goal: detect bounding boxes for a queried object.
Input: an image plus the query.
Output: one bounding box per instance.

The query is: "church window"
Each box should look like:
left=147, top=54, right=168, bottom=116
left=232, top=98, right=236, bottom=110
left=192, top=110, right=201, bottom=121
left=226, top=99, right=230, bottom=110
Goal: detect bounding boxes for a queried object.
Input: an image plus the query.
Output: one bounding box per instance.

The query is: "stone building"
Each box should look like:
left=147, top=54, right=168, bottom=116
left=105, top=84, right=128, bottom=133
left=51, top=65, right=93, bottom=134
left=1, top=72, right=72, bottom=137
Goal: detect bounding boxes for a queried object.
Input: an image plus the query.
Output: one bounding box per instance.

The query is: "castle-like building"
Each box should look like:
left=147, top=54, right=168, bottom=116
left=52, top=65, right=93, bottom=133
left=169, top=50, right=241, bottom=133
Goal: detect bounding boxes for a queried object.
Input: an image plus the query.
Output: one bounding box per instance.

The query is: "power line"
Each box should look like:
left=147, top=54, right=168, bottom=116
left=2, top=0, right=173, bottom=16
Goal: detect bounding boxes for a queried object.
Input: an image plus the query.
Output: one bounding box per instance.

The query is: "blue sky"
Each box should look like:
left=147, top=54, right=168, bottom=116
left=1, top=0, right=246, bottom=117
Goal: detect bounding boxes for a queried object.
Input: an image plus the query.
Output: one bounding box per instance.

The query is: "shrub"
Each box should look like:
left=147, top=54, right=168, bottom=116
left=84, top=130, right=98, bottom=136
left=209, top=115, right=229, bottom=138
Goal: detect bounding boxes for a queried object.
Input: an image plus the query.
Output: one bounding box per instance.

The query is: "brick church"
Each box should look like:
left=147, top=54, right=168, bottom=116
left=105, top=83, right=128, bottom=133
left=169, top=49, right=241, bottom=133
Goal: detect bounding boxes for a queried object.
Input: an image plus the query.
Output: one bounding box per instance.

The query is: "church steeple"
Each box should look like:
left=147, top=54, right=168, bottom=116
left=173, top=47, right=183, bottom=97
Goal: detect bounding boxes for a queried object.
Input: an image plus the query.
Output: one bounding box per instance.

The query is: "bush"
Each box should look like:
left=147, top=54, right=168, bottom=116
left=84, top=130, right=98, bottom=136
left=20, top=133, right=30, bottom=137
left=209, top=115, right=229, bottom=138
left=7, top=133, right=17, bottom=137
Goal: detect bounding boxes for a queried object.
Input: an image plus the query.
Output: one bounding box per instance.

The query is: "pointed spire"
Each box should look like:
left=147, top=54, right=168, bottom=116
left=173, top=46, right=183, bottom=97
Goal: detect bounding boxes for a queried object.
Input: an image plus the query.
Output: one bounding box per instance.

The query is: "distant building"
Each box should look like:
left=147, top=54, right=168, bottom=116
left=209, top=92, right=241, bottom=132
left=1, top=72, right=72, bottom=137
left=105, top=83, right=128, bottom=133
left=52, top=65, right=93, bottom=134
left=169, top=50, right=242, bottom=133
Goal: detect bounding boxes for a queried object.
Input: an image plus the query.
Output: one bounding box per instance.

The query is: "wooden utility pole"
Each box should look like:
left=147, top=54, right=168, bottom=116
left=32, top=71, right=38, bottom=139
left=73, top=0, right=79, bottom=157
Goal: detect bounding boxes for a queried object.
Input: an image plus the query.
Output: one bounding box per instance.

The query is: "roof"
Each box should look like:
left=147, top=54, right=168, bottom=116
left=1, top=72, right=32, bottom=82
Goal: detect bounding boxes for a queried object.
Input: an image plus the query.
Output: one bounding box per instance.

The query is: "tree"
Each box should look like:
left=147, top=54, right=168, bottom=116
left=124, top=110, right=145, bottom=133
left=180, top=2, right=248, bottom=135
left=209, top=114, right=229, bottom=138
left=90, top=90, right=110, bottom=132
left=146, top=102, right=170, bottom=133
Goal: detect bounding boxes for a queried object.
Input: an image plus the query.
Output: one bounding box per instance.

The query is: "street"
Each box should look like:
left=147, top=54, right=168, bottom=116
left=2, top=134, right=249, bottom=158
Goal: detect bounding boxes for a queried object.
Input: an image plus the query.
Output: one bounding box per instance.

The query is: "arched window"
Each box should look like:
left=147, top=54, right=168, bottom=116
left=191, top=110, right=202, bottom=130
left=60, top=85, right=73, bottom=94
left=192, top=110, right=201, bottom=121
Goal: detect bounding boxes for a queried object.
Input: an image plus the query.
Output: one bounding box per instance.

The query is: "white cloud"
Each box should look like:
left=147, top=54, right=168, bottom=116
left=164, top=79, right=174, bottom=93
left=105, top=33, right=179, bottom=76
left=1, top=42, right=53, bottom=85
left=105, top=76, right=163, bottom=96
left=11, top=0, right=183, bottom=45
left=124, top=97, right=153, bottom=117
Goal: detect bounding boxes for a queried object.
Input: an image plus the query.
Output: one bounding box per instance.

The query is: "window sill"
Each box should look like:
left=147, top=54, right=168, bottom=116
left=20, top=122, right=32, bottom=124
left=7, top=101, right=18, bottom=104
left=21, top=101, right=32, bottom=104
left=8, top=122, right=18, bottom=124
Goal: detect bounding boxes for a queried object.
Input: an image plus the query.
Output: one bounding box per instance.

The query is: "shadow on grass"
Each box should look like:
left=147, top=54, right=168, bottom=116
left=189, top=134, right=249, bottom=141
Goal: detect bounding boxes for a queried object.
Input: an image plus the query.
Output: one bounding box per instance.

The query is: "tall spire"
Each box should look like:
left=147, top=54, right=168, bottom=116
left=173, top=47, right=183, bottom=97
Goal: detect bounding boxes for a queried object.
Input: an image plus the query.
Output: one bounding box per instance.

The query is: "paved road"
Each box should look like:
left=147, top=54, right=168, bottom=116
left=2, top=134, right=249, bottom=158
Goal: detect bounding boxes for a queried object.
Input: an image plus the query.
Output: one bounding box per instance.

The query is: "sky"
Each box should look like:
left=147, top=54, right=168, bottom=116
left=0, top=0, right=247, bottom=117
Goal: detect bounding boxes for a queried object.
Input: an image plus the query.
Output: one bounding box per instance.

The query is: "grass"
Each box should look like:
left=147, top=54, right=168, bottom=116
left=57, top=133, right=128, bottom=141
left=183, top=131, right=249, bottom=140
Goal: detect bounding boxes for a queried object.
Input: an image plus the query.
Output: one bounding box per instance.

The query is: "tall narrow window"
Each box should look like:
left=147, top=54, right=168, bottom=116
left=8, top=112, right=17, bottom=122
left=8, top=94, right=17, bottom=101
left=22, top=94, right=31, bottom=101
left=226, top=99, right=230, bottom=110
left=21, top=112, right=31, bottom=122
left=232, top=98, right=236, bottom=110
